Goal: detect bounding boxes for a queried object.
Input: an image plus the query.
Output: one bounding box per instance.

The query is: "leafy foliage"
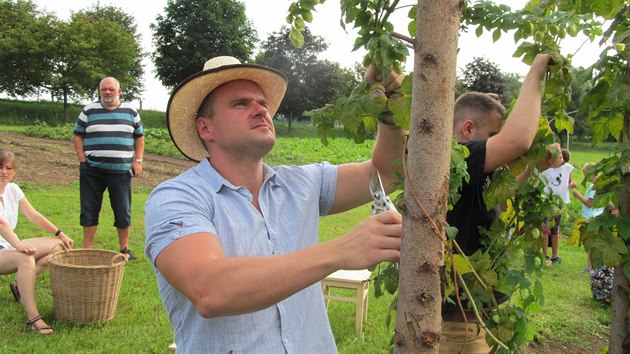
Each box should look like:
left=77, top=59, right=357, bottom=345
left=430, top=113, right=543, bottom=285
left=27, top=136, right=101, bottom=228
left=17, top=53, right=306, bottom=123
left=53, top=7, right=144, bottom=108
left=460, top=57, right=507, bottom=98
left=0, top=0, right=56, bottom=97
left=256, top=26, right=358, bottom=125
left=287, top=0, right=410, bottom=138
left=0, top=1, right=144, bottom=120
left=151, top=0, right=257, bottom=90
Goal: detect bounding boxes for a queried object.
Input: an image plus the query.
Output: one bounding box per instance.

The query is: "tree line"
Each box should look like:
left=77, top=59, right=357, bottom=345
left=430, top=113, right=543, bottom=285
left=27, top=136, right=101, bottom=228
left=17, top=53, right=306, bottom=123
left=1, top=0, right=598, bottom=138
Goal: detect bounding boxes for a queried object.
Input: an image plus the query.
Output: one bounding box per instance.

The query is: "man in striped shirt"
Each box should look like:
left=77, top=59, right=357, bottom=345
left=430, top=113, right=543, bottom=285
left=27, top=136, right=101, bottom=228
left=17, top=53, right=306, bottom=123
left=73, top=77, right=144, bottom=261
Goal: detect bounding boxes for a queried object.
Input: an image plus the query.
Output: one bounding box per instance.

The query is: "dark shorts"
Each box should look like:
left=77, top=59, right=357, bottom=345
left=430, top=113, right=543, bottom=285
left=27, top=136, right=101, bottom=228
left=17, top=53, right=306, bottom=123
left=79, top=163, right=132, bottom=228
left=543, top=214, right=562, bottom=236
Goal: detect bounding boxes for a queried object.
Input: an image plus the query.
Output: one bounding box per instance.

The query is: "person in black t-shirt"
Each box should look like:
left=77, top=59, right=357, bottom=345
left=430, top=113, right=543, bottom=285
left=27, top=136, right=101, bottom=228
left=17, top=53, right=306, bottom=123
left=441, top=53, right=563, bottom=353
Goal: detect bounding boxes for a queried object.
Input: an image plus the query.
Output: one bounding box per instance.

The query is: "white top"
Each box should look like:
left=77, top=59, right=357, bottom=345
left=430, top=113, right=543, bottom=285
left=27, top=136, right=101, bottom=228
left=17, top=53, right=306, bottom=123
left=543, top=163, right=574, bottom=204
left=0, top=183, right=25, bottom=249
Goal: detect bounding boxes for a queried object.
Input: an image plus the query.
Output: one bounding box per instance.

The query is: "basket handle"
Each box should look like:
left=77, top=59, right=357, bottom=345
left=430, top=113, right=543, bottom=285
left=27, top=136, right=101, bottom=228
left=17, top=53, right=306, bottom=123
left=51, top=242, right=68, bottom=253
left=111, top=253, right=127, bottom=265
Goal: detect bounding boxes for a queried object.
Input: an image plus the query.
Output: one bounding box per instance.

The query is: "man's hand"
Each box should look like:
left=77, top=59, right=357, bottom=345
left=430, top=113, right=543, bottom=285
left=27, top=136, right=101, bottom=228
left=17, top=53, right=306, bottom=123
left=131, top=161, right=143, bottom=177
left=365, top=64, right=404, bottom=93
left=365, top=64, right=404, bottom=125
left=528, top=53, right=552, bottom=83
left=332, top=209, right=402, bottom=270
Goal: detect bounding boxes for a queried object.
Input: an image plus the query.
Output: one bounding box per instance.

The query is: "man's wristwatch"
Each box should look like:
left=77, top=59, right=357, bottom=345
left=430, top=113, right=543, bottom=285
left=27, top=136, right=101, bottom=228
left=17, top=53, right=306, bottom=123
left=135, top=159, right=143, bottom=164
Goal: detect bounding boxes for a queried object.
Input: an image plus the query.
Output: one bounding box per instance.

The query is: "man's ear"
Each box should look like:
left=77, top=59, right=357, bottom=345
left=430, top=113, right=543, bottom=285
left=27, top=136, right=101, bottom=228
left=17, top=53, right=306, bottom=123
left=461, top=119, right=476, bottom=140
left=197, top=117, right=214, bottom=141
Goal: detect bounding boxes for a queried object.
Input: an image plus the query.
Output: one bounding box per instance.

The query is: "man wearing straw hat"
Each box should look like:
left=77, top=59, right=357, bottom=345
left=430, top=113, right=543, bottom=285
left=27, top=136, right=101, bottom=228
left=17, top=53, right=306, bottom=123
left=144, top=56, right=405, bottom=352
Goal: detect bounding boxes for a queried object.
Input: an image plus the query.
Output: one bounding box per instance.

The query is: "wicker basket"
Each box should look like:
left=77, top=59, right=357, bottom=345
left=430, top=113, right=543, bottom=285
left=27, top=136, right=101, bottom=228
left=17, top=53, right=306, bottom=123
left=48, top=248, right=127, bottom=324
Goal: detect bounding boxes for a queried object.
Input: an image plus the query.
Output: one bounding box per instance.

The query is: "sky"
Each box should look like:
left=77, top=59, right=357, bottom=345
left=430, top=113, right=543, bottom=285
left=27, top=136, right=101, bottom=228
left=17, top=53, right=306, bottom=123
left=33, top=0, right=606, bottom=111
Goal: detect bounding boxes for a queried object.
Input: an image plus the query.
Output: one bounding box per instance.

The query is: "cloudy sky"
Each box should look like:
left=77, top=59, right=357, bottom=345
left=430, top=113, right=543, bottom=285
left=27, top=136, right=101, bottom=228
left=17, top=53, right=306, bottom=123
left=33, top=0, right=604, bottom=111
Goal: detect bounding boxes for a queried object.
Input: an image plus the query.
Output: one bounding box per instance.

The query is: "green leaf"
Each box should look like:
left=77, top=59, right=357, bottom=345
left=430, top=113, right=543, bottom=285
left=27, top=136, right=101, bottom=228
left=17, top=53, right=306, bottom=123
left=484, top=169, right=517, bottom=210
left=452, top=254, right=473, bottom=274
left=619, top=216, right=630, bottom=240
left=475, top=25, right=483, bottom=37
left=446, top=225, right=459, bottom=240
left=492, top=28, right=502, bottom=42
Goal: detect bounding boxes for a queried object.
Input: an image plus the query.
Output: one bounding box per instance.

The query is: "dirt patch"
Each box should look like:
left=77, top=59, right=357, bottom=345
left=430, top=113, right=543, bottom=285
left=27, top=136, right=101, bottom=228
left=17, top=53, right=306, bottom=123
left=521, top=331, right=609, bottom=354
left=0, top=132, right=195, bottom=188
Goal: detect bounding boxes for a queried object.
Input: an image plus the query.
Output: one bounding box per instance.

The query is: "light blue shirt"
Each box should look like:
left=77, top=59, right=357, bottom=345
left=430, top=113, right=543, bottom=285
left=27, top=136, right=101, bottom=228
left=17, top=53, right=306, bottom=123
left=582, top=183, right=605, bottom=220
left=145, top=159, right=339, bottom=354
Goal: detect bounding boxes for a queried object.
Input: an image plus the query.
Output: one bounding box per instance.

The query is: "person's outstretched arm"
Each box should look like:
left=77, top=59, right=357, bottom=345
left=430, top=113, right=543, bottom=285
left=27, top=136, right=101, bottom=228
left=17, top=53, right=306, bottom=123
left=155, top=210, right=401, bottom=318
left=484, top=53, right=551, bottom=173
left=330, top=65, right=406, bottom=214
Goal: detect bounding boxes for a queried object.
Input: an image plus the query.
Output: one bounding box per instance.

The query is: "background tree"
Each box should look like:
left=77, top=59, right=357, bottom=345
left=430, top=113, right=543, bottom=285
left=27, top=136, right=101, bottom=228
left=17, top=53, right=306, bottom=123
left=47, top=6, right=143, bottom=121
left=501, top=72, right=523, bottom=108
left=256, top=26, right=358, bottom=134
left=0, top=1, right=143, bottom=121
left=568, top=68, right=592, bottom=141
left=49, top=5, right=144, bottom=120
left=151, top=0, right=257, bottom=90
left=460, top=56, right=508, bottom=103
left=547, top=69, right=591, bottom=145
left=0, top=0, right=56, bottom=97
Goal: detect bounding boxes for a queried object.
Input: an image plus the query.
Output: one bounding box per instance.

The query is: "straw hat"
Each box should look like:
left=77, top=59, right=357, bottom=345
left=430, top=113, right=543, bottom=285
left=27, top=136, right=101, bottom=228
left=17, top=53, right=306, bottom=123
left=167, top=56, right=288, bottom=162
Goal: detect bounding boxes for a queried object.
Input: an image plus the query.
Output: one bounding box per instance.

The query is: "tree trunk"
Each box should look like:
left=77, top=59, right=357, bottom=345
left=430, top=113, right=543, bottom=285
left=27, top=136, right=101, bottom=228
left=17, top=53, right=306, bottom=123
left=63, top=90, right=69, bottom=123
left=394, top=1, right=461, bottom=353
left=288, top=113, right=293, bottom=135
left=609, top=112, right=630, bottom=354
left=610, top=264, right=630, bottom=353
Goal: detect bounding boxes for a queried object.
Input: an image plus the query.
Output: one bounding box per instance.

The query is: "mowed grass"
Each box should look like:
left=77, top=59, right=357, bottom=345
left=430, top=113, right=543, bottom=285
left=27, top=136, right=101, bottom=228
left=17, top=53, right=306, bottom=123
left=0, top=127, right=617, bottom=352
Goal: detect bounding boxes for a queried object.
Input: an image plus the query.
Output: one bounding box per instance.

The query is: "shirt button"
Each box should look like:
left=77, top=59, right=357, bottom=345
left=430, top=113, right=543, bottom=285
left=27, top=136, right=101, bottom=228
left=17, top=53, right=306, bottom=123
left=283, top=337, right=289, bottom=344
left=174, top=232, right=180, bottom=237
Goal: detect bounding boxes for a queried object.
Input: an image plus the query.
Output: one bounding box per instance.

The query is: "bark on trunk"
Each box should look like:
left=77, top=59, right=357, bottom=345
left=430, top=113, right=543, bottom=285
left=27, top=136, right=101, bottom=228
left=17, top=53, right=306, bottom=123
left=288, top=113, right=293, bottom=135
left=609, top=112, right=630, bottom=354
left=63, top=91, right=69, bottom=123
left=394, top=1, right=462, bottom=352
left=610, top=263, right=630, bottom=354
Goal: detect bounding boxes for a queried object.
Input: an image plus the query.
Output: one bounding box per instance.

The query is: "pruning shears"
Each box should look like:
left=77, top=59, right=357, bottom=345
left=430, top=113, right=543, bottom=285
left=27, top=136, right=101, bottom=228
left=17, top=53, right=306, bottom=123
left=369, top=171, right=396, bottom=215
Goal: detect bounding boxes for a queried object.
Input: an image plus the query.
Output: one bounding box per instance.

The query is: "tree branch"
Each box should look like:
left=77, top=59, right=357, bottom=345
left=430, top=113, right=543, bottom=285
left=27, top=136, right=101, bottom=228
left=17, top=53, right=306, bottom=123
left=391, top=31, right=415, bottom=47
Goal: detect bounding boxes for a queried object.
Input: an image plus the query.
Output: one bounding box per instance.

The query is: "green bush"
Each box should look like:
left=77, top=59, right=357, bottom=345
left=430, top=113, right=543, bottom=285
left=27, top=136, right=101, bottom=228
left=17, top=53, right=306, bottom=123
left=0, top=98, right=166, bottom=129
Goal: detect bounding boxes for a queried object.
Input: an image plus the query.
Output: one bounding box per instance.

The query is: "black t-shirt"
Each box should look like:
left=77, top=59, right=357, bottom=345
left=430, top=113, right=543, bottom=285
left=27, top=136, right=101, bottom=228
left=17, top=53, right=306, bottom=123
left=446, top=140, right=498, bottom=255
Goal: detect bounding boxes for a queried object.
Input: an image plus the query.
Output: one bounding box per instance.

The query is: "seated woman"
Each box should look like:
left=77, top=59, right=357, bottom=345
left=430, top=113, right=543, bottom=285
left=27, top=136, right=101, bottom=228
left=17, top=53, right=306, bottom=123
left=0, top=149, right=73, bottom=334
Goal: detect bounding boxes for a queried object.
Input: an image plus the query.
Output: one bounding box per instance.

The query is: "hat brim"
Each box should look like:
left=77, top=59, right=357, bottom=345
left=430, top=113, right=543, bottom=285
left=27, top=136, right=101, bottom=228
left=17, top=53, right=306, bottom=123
left=167, top=64, right=288, bottom=162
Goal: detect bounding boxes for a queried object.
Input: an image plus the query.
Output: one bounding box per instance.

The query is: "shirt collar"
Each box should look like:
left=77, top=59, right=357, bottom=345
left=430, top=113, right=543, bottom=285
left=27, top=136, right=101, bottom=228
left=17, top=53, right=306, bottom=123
left=199, top=158, right=282, bottom=193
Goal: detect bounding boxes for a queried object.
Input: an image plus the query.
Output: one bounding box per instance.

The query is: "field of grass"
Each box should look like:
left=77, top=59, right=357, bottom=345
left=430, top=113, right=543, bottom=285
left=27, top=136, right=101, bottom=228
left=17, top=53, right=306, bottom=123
left=0, top=120, right=618, bottom=352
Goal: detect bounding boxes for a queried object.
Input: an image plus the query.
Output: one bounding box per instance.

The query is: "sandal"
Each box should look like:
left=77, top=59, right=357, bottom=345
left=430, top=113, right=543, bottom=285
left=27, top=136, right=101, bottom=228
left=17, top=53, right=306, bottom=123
left=27, top=315, right=54, bottom=335
left=10, top=281, right=20, bottom=302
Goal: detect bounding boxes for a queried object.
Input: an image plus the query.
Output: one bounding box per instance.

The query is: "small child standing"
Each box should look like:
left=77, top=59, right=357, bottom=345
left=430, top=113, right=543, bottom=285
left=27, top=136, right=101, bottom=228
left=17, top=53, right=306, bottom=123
left=542, top=148, right=574, bottom=265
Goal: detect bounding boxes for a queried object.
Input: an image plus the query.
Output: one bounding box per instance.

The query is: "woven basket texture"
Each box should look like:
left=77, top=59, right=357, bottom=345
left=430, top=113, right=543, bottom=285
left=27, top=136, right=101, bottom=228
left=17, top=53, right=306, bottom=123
left=48, top=248, right=126, bottom=324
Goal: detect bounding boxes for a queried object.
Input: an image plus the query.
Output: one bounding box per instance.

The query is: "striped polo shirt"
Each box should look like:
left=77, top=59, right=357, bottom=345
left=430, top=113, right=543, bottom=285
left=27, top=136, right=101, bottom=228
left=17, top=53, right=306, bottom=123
left=74, top=101, right=143, bottom=172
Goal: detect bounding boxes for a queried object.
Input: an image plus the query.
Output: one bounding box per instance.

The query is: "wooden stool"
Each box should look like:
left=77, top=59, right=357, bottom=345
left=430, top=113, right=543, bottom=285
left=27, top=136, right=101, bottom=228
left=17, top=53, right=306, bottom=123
left=322, top=269, right=371, bottom=335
